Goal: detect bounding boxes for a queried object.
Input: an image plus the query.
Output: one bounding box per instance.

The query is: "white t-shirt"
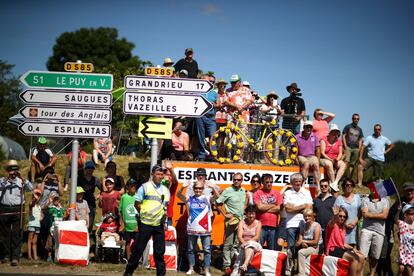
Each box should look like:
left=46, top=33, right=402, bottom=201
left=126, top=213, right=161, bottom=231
left=284, top=187, right=313, bottom=228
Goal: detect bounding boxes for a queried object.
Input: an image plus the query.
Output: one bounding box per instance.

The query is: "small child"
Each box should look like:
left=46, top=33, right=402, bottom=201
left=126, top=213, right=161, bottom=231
left=27, top=189, right=43, bottom=261
left=396, top=204, right=414, bottom=275
left=75, top=186, right=90, bottom=227
left=98, top=177, right=121, bottom=216
left=119, top=179, right=138, bottom=259
left=43, top=191, right=65, bottom=262
left=98, top=213, right=120, bottom=242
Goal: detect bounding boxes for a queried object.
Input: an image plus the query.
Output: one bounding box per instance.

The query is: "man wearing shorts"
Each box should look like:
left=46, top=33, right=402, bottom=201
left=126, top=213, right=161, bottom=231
left=342, top=114, right=363, bottom=177
left=360, top=195, right=389, bottom=276
left=297, top=120, right=321, bottom=189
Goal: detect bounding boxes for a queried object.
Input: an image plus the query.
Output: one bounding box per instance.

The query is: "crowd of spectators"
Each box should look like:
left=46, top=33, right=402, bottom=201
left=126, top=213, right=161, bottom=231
left=0, top=47, right=412, bottom=276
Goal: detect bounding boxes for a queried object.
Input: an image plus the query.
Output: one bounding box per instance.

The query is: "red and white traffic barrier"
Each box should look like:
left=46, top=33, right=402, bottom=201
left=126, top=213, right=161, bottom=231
left=148, top=226, right=177, bottom=270
left=305, top=254, right=350, bottom=276
left=54, top=220, right=90, bottom=266
left=250, top=249, right=287, bottom=276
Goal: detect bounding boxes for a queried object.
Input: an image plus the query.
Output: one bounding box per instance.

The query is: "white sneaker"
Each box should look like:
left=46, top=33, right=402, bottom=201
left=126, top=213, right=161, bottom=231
left=205, top=272, right=211, bottom=276
left=330, top=181, right=339, bottom=192
left=186, top=268, right=194, bottom=275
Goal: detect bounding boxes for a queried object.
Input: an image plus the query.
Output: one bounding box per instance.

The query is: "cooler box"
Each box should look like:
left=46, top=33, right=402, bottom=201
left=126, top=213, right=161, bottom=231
left=54, top=220, right=90, bottom=266
left=250, top=249, right=287, bottom=276
left=148, top=226, right=177, bottom=270
left=305, top=254, right=349, bottom=276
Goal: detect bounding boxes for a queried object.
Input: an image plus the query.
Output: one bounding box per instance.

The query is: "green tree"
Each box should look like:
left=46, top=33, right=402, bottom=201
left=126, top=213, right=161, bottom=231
left=0, top=60, right=29, bottom=157
left=47, top=27, right=147, bottom=72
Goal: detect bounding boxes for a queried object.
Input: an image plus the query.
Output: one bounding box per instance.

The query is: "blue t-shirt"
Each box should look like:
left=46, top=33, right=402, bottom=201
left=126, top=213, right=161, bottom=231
left=334, top=194, right=361, bottom=244
left=363, top=134, right=391, bottom=162
left=204, top=90, right=218, bottom=116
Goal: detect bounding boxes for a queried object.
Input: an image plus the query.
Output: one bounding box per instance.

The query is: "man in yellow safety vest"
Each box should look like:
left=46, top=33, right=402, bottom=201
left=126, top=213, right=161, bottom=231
left=124, top=165, right=170, bottom=276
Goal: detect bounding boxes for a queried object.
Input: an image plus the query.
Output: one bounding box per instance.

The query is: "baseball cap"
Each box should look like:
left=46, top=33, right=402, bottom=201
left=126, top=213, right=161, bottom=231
left=85, top=160, right=96, bottom=169
left=304, top=120, right=313, bottom=127
left=151, top=164, right=163, bottom=173
left=76, top=186, right=85, bottom=194
left=38, top=136, right=47, bottom=144
left=230, top=74, right=241, bottom=83
left=242, top=81, right=250, bottom=86
left=105, top=177, right=115, bottom=183
left=185, top=48, right=193, bottom=54
left=179, top=69, right=188, bottom=76
left=402, top=204, right=414, bottom=214
left=195, top=168, right=207, bottom=176
left=402, top=182, right=414, bottom=191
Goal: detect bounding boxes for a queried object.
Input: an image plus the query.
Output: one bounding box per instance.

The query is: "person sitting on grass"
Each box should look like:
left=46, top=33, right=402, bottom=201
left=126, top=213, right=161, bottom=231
left=231, top=205, right=262, bottom=276
left=296, top=208, right=322, bottom=276
left=326, top=206, right=365, bottom=276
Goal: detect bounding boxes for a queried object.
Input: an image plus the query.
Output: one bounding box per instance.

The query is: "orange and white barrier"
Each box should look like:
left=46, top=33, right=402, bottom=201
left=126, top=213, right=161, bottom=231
left=305, top=254, right=349, bottom=276
left=250, top=250, right=287, bottom=276
left=54, top=220, right=90, bottom=266
left=148, top=226, right=177, bottom=270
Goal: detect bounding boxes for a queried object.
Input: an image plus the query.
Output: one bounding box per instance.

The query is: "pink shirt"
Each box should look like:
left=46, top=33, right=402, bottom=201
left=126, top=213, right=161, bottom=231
left=172, top=131, right=189, bottom=152
left=325, top=222, right=346, bottom=255
left=242, top=220, right=259, bottom=242
left=254, top=189, right=283, bottom=227
left=313, top=120, right=329, bottom=141
left=322, top=136, right=342, bottom=159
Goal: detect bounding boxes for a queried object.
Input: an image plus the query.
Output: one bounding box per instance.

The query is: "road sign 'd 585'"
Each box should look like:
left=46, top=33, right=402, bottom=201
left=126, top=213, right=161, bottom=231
left=144, top=67, right=173, bottom=76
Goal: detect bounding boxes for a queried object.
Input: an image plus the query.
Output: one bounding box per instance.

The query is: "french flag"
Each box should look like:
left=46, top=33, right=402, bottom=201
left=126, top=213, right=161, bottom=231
left=367, top=179, right=397, bottom=199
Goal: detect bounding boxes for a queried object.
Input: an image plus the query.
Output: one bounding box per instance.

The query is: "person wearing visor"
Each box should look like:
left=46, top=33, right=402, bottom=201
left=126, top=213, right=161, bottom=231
left=0, top=160, right=33, bottom=266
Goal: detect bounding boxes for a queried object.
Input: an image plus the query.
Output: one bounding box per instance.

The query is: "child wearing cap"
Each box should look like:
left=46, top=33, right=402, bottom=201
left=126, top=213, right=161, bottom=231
left=98, top=177, right=121, bottom=217
left=119, top=179, right=138, bottom=259
left=27, top=189, right=43, bottom=261
left=75, top=186, right=90, bottom=227
left=43, top=191, right=65, bottom=262
left=98, top=213, right=120, bottom=242
left=395, top=204, right=414, bottom=275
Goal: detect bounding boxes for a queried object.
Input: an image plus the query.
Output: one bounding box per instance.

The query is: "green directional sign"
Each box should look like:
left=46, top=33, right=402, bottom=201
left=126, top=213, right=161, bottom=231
left=20, top=70, right=113, bottom=91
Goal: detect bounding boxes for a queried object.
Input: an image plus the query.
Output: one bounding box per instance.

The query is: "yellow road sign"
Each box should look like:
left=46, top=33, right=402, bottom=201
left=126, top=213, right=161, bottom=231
left=138, top=117, right=172, bottom=139
left=144, top=67, right=173, bottom=76
left=64, top=62, right=94, bottom=73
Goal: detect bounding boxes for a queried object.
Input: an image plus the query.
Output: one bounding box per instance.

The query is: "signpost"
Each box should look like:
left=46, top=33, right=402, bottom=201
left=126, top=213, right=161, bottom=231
left=64, top=62, right=94, bottom=73
left=123, top=91, right=213, bottom=117
left=19, top=90, right=112, bottom=106
left=19, top=106, right=112, bottom=122
left=20, top=70, right=113, bottom=91
left=124, top=75, right=213, bottom=93
left=138, top=117, right=172, bottom=139
left=18, top=121, right=111, bottom=138
left=144, top=67, right=173, bottom=77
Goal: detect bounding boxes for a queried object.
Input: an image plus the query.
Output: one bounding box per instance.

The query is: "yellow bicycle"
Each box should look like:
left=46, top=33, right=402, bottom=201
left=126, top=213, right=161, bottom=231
left=209, top=113, right=298, bottom=165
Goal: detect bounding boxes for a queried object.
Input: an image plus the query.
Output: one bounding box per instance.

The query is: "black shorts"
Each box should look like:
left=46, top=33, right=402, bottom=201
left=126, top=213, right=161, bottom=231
left=329, top=247, right=347, bottom=258
left=122, top=231, right=137, bottom=243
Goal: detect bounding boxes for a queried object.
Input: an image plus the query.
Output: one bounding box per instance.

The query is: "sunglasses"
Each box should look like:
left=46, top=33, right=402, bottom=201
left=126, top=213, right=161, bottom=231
left=352, top=118, right=359, bottom=121
left=375, top=128, right=381, bottom=131
left=407, top=212, right=414, bottom=216
left=251, top=180, right=260, bottom=183
left=194, top=187, right=204, bottom=190
left=320, top=185, right=329, bottom=188
left=233, top=179, right=243, bottom=182
left=264, top=181, right=273, bottom=184
left=338, top=215, right=347, bottom=219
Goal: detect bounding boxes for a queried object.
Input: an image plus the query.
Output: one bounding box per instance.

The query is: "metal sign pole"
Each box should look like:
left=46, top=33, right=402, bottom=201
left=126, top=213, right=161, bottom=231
left=150, top=138, right=158, bottom=172
left=69, top=139, right=79, bottom=220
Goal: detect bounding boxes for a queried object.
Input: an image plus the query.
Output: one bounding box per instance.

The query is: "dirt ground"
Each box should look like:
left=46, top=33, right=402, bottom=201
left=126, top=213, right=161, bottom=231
left=0, top=259, right=224, bottom=275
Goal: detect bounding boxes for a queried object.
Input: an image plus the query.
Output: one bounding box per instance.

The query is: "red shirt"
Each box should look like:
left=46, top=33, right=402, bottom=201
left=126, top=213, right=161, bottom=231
left=325, top=222, right=346, bottom=255
left=253, top=189, right=283, bottom=227
left=99, top=221, right=118, bottom=233
left=100, top=191, right=121, bottom=215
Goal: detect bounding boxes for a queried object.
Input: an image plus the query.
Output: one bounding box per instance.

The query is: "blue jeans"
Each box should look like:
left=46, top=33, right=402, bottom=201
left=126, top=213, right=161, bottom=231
left=287, top=227, right=300, bottom=253
left=260, top=226, right=277, bottom=250
left=188, top=234, right=211, bottom=269
left=195, top=116, right=217, bottom=160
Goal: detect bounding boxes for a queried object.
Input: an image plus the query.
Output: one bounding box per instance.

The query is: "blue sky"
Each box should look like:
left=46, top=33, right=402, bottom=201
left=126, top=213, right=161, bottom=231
left=1, top=0, right=413, bottom=142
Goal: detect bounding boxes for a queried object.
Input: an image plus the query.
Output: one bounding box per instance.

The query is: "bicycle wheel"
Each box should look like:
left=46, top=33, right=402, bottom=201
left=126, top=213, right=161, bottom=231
left=263, top=128, right=298, bottom=166
left=209, top=124, right=245, bottom=163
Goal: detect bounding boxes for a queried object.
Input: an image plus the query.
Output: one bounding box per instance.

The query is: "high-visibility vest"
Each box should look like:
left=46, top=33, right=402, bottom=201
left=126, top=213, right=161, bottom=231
left=140, top=181, right=170, bottom=226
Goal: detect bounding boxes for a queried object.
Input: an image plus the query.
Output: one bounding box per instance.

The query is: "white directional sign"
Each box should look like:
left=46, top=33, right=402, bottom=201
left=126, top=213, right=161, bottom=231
left=19, top=106, right=112, bottom=123
left=20, top=90, right=112, bottom=107
left=124, top=75, right=213, bottom=93
left=18, top=121, right=111, bottom=138
left=123, top=91, right=213, bottom=117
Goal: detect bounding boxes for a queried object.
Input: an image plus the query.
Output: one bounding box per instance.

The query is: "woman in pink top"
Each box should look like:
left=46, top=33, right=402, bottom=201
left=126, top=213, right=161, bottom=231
left=326, top=206, right=365, bottom=276
left=231, top=206, right=262, bottom=276
left=320, top=124, right=346, bottom=192
left=170, top=120, right=192, bottom=160
left=312, top=108, right=335, bottom=141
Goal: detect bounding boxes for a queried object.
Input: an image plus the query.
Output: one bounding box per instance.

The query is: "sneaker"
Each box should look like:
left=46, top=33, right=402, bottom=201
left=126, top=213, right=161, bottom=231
left=11, top=260, right=18, bottom=266
left=329, top=181, right=339, bottom=193
left=186, top=268, right=194, bottom=275
left=1, top=257, right=10, bottom=264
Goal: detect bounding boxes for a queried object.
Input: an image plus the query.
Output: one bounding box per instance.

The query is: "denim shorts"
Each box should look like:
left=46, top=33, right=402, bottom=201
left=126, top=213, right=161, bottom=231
left=28, top=226, right=40, bottom=234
